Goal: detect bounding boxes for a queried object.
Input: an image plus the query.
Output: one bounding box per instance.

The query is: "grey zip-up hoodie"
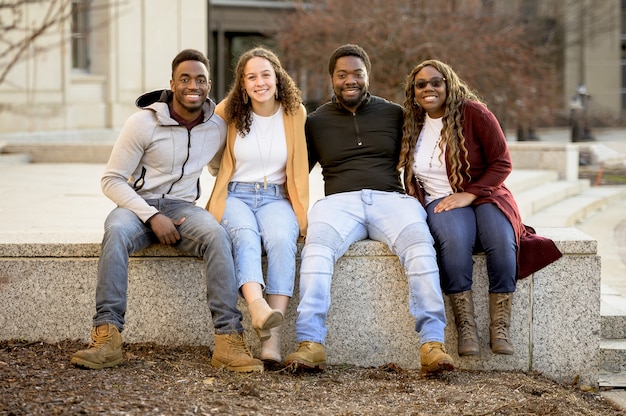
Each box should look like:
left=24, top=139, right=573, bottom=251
left=101, top=90, right=227, bottom=222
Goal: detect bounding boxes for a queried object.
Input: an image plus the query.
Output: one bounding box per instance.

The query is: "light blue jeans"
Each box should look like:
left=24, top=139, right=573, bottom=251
left=221, top=182, right=299, bottom=296
left=425, top=200, right=517, bottom=294
left=296, top=190, right=446, bottom=346
left=94, top=199, right=244, bottom=334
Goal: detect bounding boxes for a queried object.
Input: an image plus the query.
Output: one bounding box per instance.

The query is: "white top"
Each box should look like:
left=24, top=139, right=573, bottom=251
left=231, top=105, right=287, bottom=185
left=412, top=114, right=453, bottom=205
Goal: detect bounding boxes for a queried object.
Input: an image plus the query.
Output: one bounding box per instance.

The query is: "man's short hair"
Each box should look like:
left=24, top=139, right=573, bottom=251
left=171, top=49, right=210, bottom=78
left=328, top=44, right=371, bottom=76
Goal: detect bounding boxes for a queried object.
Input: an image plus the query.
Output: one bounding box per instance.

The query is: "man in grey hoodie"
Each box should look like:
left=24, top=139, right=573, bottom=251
left=71, top=49, right=262, bottom=373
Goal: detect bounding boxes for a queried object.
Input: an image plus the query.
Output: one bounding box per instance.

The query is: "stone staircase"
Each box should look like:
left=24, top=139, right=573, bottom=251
left=505, top=169, right=626, bottom=388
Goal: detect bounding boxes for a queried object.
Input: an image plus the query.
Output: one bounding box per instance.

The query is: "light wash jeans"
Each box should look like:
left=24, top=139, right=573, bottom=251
left=296, top=190, right=446, bottom=346
left=425, top=199, right=517, bottom=294
left=221, top=182, right=299, bottom=296
left=94, top=198, right=244, bottom=334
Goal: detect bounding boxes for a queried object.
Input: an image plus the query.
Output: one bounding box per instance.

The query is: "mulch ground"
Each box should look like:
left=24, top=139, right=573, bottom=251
left=1, top=340, right=624, bottom=416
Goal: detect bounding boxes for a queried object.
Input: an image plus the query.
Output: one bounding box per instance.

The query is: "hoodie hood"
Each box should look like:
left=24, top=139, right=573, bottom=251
left=134, top=89, right=217, bottom=123
left=135, top=89, right=170, bottom=109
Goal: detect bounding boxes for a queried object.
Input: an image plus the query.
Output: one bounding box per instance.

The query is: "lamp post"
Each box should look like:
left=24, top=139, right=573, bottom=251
left=577, top=84, right=594, bottom=142
left=570, top=85, right=594, bottom=142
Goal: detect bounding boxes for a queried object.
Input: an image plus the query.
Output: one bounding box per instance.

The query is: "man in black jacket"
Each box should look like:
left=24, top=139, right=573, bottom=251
left=285, top=44, right=454, bottom=375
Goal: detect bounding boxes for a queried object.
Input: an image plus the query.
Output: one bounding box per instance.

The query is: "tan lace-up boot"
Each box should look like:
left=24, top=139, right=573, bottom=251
left=285, top=341, right=327, bottom=370
left=70, top=324, right=124, bottom=369
left=489, top=292, right=514, bottom=355
left=247, top=298, right=283, bottom=341
left=449, top=291, right=480, bottom=356
left=420, top=342, right=454, bottom=375
left=211, top=333, right=264, bottom=372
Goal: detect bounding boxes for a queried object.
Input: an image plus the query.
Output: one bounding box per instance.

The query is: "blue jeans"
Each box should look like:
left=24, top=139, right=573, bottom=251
left=220, top=182, right=299, bottom=296
left=94, top=199, right=243, bottom=334
left=425, top=200, right=517, bottom=294
left=296, top=190, right=446, bottom=346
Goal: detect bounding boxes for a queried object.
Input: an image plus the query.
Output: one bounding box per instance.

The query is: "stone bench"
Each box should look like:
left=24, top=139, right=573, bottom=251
left=0, top=228, right=599, bottom=386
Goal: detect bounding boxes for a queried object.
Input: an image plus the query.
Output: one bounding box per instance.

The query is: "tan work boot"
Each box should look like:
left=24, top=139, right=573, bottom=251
left=211, top=333, right=263, bottom=373
left=260, top=326, right=282, bottom=366
left=420, top=342, right=454, bottom=375
left=70, top=323, right=124, bottom=369
left=248, top=298, right=283, bottom=341
left=449, top=291, right=480, bottom=356
left=489, top=292, right=514, bottom=355
left=285, top=341, right=327, bottom=370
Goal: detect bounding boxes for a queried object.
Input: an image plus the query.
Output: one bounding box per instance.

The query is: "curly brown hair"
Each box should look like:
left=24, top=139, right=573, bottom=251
left=223, top=46, right=302, bottom=135
left=398, top=59, right=483, bottom=197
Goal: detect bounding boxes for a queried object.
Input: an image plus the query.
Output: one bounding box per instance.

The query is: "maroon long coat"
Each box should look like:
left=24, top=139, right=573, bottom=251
left=406, top=100, right=562, bottom=279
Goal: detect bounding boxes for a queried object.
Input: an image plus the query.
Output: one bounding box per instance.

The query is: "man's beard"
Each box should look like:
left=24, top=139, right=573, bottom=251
left=337, top=88, right=367, bottom=109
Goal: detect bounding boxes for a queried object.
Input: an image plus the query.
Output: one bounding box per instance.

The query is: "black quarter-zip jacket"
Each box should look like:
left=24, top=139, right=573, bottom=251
left=305, top=93, right=405, bottom=196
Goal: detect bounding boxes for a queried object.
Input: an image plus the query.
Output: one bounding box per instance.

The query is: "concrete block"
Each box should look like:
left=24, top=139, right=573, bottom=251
left=0, top=228, right=600, bottom=386
left=508, top=142, right=579, bottom=181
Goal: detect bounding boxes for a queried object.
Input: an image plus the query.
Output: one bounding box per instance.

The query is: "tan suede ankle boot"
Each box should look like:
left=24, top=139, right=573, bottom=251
left=260, top=326, right=282, bottom=365
left=247, top=298, right=283, bottom=341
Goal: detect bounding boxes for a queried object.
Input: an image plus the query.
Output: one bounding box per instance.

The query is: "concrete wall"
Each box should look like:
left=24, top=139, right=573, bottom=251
left=0, top=228, right=600, bottom=386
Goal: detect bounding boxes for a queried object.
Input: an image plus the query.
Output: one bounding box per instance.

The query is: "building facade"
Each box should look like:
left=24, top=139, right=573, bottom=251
left=0, top=0, right=621, bottom=134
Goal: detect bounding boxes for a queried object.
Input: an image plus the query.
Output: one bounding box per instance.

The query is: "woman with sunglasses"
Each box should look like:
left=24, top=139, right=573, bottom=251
left=398, top=59, right=561, bottom=357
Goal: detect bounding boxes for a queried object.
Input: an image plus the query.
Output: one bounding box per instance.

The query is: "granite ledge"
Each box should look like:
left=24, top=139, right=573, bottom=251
left=0, top=227, right=596, bottom=258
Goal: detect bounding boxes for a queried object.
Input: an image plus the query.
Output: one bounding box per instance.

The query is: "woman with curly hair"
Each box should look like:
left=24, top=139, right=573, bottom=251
left=398, top=59, right=561, bottom=357
left=207, top=46, right=309, bottom=366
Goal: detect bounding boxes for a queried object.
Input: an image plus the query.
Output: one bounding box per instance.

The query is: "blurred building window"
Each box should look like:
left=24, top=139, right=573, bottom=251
left=71, top=0, right=90, bottom=71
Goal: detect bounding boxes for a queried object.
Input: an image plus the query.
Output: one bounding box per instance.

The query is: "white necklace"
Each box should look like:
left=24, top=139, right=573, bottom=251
left=252, top=105, right=280, bottom=189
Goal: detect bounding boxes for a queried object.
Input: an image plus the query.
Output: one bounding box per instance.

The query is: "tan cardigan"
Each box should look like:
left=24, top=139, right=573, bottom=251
left=206, top=100, right=309, bottom=236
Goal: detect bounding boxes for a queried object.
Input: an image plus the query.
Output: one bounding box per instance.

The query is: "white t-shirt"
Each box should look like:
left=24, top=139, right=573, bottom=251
left=412, top=114, right=453, bottom=205
left=231, top=105, right=287, bottom=185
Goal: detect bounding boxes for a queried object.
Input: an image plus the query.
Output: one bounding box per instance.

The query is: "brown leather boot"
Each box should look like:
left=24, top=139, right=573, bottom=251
left=449, top=291, right=480, bottom=356
left=420, top=342, right=454, bottom=375
left=489, top=292, right=514, bottom=355
left=70, top=324, right=124, bottom=369
left=285, top=341, right=327, bottom=370
left=248, top=298, right=283, bottom=341
left=211, top=333, right=264, bottom=372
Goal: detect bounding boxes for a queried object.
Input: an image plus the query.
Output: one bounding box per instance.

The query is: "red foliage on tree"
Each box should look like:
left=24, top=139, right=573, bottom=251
left=277, top=0, right=560, bottom=131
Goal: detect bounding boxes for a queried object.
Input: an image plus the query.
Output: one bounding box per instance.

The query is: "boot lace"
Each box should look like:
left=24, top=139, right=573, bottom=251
left=454, top=295, right=476, bottom=339
left=226, top=334, right=253, bottom=356
left=89, top=326, right=113, bottom=349
left=492, top=296, right=511, bottom=339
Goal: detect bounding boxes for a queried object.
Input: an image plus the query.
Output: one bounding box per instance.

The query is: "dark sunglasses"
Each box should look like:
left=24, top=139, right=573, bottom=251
left=412, top=77, right=446, bottom=90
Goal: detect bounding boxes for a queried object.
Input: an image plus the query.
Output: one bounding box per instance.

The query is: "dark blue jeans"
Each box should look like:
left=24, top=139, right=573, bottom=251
left=94, top=199, right=243, bottom=334
left=425, top=200, right=517, bottom=295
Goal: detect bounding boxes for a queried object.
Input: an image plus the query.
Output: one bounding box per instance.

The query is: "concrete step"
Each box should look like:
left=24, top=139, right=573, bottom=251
left=599, top=370, right=626, bottom=387
left=515, top=179, right=590, bottom=220
left=599, top=338, right=626, bottom=384
left=0, top=153, right=32, bottom=165
left=600, top=288, right=626, bottom=386
left=602, top=285, right=626, bottom=325
left=505, top=169, right=559, bottom=195
left=524, top=186, right=626, bottom=227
